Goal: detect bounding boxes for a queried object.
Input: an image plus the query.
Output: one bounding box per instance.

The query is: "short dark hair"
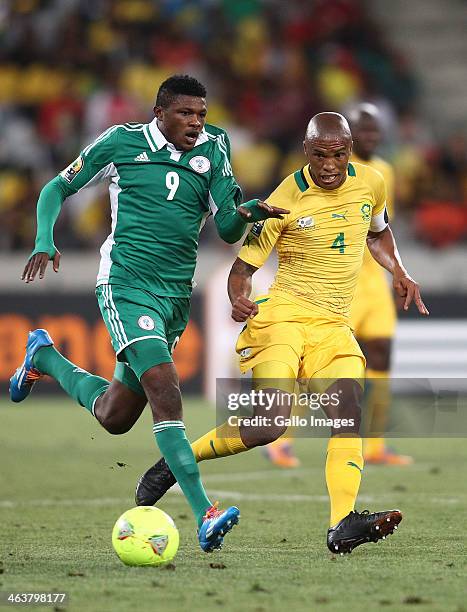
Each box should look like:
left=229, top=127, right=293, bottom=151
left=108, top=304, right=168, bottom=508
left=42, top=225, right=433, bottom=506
left=155, top=75, right=207, bottom=108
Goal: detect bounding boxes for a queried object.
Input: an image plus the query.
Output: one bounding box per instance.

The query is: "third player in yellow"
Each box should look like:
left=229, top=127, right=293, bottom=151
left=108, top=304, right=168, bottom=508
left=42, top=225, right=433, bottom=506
left=349, top=104, right=412, bottom=465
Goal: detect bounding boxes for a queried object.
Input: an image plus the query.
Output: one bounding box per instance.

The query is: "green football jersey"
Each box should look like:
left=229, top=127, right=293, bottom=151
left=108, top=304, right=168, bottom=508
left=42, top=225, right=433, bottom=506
left=57, top=120, right=242, bottom=296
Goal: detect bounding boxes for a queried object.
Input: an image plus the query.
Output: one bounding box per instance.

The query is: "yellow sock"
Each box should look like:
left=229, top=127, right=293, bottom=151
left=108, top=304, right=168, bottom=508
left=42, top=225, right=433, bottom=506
left=192, top=360, right=296, bottom=463
left=365, top=436, right=385, bottom=456
left=326, top=436, right=363, bottom=526
left=364, top=369, right=390, bottom=456
left=191, top=422, right=248, bottom=462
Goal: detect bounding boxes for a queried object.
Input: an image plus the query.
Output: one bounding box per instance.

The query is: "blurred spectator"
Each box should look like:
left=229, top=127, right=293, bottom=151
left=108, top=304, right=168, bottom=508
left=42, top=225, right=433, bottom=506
left=38, top=80, right=84, bottom=165
left=84, top=64, right=145, bottom=139
left=438, top=132, right=467, bottom=203
left=411, top=130, right=467, bottom=247
left=414, top=203, right=467, bottom=248
left=0, top=0, right=465, bottom=251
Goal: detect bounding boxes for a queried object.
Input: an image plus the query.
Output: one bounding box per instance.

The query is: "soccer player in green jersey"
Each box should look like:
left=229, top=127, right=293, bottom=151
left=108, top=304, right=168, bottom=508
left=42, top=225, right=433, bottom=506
left=9, top=75, right=288, bottom=553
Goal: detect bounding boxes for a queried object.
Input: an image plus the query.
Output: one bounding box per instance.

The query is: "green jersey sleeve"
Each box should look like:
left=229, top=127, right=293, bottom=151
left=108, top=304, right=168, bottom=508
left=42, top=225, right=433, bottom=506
left=207, top=130, right=246, bottom=243
left=208, top=130, right=242, bottom=211
left=31, top=126, right=119, bottom=258
left=58, top=125, right=120, bottom=194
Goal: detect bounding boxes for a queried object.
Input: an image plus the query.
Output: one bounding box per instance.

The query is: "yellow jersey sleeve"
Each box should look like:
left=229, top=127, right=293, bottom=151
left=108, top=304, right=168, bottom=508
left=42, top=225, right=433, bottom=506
left=363, top=166, right=388, bottom=232
left=237, top=176, right=294, bottom=268
left=351, top=154, right=395, bottom=220
left=380, top=162, right=394, bottom=218
left=238, top=216, right=283, bottom=268
left=370, top=157, right=395, bottom=219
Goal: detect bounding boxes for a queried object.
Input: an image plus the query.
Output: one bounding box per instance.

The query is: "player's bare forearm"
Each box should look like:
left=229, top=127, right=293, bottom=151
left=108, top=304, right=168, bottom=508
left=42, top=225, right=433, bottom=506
left=228, top=258, right=259, bottom=322
left=367, top=226, right=429, bottom=315
left=366, top=226, right=404, bottom=275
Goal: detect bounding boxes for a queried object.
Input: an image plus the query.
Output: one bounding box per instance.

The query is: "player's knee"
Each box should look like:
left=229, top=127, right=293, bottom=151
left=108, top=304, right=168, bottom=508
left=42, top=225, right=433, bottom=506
left=105, top=423, right=131, bottom=435
left=142, top=363, right=179, bottom=391
left=150, top=383, right=181, bottom=420
left=257, top=423, right=288, bottom=446
left=142, top=364, right=182, bottom=420
left=100, top=415, right=134, bottom=435
left=333, top=402, right=361, bottom=435
left=94, top=396, right=134, bottom=435
left=97, top=403, right=132, bottom=434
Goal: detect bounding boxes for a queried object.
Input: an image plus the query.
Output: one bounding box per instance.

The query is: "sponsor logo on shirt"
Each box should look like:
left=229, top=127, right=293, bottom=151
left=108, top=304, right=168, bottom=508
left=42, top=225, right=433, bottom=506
left=332, top=210, right=348, bottom=222
left=134, top=151, right=150, bottom=162
left=60, top=156, right=83, bottom=183
left=189, top=156, right=211, bottom=173
left=297, top=216, right=314, bottom=229
left=138, top=315, right=155, bottom=331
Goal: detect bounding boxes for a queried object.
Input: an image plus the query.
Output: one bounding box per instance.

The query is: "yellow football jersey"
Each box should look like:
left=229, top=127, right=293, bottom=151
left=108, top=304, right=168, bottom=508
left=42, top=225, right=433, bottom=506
left=238, top=162, right=388, bottom=319
left=351, top=154, right=394, bottom=217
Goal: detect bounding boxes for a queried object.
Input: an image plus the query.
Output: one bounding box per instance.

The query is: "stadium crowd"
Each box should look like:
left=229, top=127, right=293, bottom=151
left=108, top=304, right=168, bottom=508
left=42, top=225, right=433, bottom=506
left=1, top=0, right=466, bottom=251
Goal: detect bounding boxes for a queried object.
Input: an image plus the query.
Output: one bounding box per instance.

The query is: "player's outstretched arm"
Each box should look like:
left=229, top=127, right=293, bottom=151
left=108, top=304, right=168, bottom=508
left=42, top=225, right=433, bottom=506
left=367, top=226, right=429, bottom=315
left=215, top=199, right=289, bottom=244
left=22, top=177, right=68, bottom=283
left=228, top=257, right=259, bottom=322
left=236, top=199, right=290, bottom=222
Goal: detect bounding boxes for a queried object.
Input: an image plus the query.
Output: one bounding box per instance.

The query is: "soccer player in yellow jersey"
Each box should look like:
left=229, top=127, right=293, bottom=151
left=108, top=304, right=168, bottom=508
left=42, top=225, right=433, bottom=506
left=136, top=113, right=429, bottom=554
left=266, top=103, right=412, bottom=468
left=348, top=103, right=412, bottom=465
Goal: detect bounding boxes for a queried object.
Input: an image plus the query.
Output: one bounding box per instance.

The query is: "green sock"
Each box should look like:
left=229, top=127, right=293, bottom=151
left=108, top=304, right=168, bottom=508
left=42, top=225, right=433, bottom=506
left=154, top=422, right=211, bottom=526
left=33, top=346, right=109, bottom=414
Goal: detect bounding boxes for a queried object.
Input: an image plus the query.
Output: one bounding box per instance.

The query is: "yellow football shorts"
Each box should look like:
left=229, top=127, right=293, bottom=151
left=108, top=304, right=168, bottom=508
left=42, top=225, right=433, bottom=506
left=236, top=292, right=365, bottom=383
left=350, top=267, right=396, bottom=340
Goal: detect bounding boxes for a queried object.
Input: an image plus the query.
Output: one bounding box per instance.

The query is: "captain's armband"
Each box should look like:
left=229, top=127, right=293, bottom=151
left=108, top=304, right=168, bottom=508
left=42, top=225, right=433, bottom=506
left=369, top=206, right=389, bottom=233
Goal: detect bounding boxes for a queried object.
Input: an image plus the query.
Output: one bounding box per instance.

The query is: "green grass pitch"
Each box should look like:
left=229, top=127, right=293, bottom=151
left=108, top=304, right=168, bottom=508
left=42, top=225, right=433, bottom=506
left=0, top=397, right=466, bottom=612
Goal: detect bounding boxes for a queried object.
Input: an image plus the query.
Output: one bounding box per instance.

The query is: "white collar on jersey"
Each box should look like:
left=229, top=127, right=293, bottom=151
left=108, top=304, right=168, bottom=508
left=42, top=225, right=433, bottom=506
left=145, top=118, right=209, bottom=154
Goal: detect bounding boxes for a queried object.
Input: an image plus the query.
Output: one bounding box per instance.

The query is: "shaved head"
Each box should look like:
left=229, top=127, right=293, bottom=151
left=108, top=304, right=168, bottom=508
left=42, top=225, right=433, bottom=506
left=346, top=103, right=382, bottom=160
left=305, top=112, right=352, bottom=144
left=347, top=102, right=380, bottom=126
left=303, top=112, right=353, bottom=190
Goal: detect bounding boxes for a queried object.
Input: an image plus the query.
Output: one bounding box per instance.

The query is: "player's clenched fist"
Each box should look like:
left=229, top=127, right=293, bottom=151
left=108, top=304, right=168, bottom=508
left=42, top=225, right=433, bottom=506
left=231, top=295, right=259, bottom=322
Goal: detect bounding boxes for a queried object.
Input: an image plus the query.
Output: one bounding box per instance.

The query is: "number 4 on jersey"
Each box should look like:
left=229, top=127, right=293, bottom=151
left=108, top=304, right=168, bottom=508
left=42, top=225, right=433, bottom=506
left=331, top=232, right=346, bottom=253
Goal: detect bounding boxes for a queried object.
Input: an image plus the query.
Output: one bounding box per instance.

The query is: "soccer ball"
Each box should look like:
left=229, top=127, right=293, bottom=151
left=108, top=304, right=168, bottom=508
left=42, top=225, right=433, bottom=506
left=112, top=506, right=179, bottom=566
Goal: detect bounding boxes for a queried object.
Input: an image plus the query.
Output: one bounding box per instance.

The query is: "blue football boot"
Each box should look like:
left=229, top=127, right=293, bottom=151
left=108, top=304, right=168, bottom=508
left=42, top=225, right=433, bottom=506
left=198, top=502, right=240, bottom=552
left=9, top=329, right=53, bottom=403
